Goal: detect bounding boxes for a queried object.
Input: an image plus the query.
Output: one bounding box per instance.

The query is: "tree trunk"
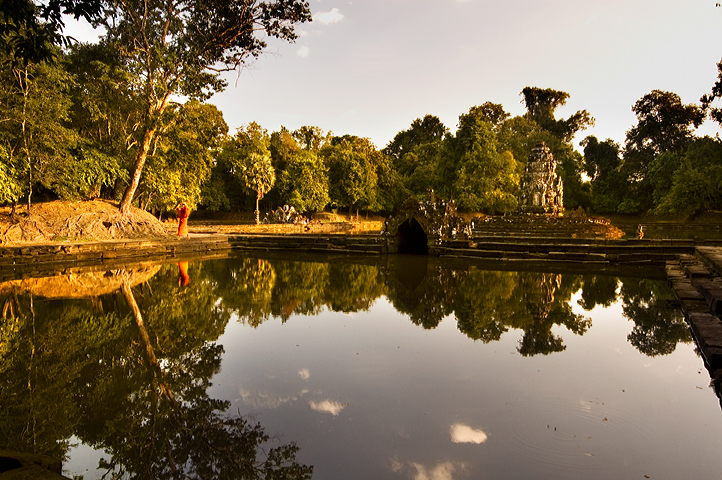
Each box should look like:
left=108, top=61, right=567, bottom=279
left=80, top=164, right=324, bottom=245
left=255, top=192, right=260, bottom=224
left=120, top=125, right=157, bottom=215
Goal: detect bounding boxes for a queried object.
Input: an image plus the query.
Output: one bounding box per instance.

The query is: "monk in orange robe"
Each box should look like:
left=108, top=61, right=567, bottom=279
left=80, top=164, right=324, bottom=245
left=176, top=202, right=190, bottom=237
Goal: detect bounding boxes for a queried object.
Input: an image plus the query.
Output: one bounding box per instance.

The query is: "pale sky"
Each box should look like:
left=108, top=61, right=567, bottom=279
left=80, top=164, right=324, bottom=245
left=67, top=0, right=722, bottom=150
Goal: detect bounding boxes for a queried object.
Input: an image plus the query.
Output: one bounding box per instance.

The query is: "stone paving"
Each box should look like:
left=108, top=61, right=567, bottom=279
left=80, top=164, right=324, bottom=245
left=666, top=247, right=722, bottom=403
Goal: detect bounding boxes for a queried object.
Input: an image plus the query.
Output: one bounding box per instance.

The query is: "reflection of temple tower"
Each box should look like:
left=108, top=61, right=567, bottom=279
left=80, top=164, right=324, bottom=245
left=519, top=272, right=565, bottom=356
left=522, top=273, right=560, bottom=322
left=520, top=142, right=563, bottom=215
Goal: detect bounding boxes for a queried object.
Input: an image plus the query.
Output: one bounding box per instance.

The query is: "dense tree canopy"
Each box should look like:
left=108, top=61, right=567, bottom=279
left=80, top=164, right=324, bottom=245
left=91, top=0, right=311, bottom=214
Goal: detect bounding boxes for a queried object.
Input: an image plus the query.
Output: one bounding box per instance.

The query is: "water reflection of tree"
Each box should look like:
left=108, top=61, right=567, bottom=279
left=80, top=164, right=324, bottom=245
left=385, top=257, right=456, bottom=329
left=577, top=275, right=620, bottom=310
left=0, top=264, right=312, bottom=479
left=619, top=277, right=692, bottom=356
left=453, top=270, right=590, bottom=356
left=214, top=258, right=385, bottom=326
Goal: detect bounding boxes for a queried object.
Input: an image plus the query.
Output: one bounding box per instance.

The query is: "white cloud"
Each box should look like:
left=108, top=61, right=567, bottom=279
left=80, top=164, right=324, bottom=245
left=239, top=388, right=308, bottom=409
left=313, top=8, right=344, bottom=25
left=449, top=423, right=487, bottom=444
left=310, top=399, right=346, bottom=415
left=297, top=46, right=310, bottom=58
left=298, top=368, right=310, bottom=379
left=410, top=461, right=458, bottom=480
left=297, top=29, right=309, bottom=37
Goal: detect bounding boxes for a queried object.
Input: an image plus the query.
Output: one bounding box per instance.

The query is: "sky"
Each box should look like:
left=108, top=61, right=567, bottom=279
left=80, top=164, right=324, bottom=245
left=66, top=0, right=722, bottom=150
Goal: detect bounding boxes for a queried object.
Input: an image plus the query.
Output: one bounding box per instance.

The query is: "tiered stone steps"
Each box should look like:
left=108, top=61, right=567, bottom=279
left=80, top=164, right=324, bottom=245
left=666, top=248, right=722, bottom=375
left=438, top=237, right=695, bottom=265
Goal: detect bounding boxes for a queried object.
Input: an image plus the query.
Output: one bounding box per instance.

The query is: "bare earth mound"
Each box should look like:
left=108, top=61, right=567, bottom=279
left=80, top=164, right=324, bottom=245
left=0, top=200, right=170, bottom=245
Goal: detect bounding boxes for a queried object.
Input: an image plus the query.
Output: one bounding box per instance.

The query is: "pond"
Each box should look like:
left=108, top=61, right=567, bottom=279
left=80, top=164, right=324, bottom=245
left=1, top=252, right=721, bottom=479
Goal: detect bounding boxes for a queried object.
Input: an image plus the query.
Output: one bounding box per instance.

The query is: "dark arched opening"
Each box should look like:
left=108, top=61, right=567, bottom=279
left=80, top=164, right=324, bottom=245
left=397, top=218, right=428, bottom=254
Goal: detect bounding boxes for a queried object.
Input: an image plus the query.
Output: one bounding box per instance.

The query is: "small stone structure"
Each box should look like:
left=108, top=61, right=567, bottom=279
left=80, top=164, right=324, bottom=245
left=382, top=190, right=473, bottom=254
left=262, top=205, right=307, bottom=225
left=520, top=142, right=563, bottom=215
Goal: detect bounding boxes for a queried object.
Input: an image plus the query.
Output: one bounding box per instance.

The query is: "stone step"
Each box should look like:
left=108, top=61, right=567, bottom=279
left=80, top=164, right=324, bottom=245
left=686, top=312, right=722, bottom=370
left=691, top=277, right=722, bottom=315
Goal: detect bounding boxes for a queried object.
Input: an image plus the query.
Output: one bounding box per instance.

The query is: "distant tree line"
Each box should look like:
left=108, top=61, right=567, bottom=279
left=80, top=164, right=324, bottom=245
left=3, top=0, right=722, bottom=218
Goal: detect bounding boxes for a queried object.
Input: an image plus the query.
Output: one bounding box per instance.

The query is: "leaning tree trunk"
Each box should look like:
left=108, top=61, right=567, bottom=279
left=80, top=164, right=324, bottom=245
left=120, top=125, right=157, bottom=215
left=119, top=92, right=170, bottom=216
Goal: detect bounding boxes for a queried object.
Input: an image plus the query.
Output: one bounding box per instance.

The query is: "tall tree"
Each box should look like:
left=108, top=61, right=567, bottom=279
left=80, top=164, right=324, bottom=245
left=384, top=115, right=446, bottom=201
left=322, top=136, right=377, bottom=214
left=240, top=153, right=275, bottom=224
left=623, top=90, right=704, bottom=181
left=278, top=150, right=329, bottom=213
left=93, top=0, right=311, bottom=214
left=580, top=135, right=625, bottom=213
left=437, top=106, right=519, bottom=213
left=506, top=88, right=594, bottom=210
left=0, top=53, right=76, bottom=212
left=141, top=101, right=228, bottom=215
left=520, top=86, right=594, bottom=142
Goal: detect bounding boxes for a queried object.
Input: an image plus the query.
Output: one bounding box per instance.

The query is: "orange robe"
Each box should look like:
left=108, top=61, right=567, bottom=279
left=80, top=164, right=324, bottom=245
left=178, top=261, right=190, bottom=286
left=176, top=204, right=190, bottom=237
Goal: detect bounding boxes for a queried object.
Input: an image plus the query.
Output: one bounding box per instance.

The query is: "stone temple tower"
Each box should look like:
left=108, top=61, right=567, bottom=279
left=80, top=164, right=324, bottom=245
left=520, top=142, right=563, bottom=215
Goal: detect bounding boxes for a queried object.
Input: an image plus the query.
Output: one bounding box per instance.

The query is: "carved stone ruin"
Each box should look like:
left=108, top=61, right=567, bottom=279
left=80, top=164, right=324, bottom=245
left=262, top=205, right=307, bottom=225
left=520, top=142, right=563, bottom=215
left=382, top=190, right=473, bottom=254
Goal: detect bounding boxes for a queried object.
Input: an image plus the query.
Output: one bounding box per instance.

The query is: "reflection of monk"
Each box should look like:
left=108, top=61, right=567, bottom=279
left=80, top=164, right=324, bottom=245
left=176, top=202, right=190, bottom=237
left=178, top=261, right=190, bottom=287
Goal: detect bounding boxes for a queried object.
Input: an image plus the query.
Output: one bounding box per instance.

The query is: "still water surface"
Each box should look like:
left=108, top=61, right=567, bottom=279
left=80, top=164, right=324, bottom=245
left=1, top=253, right=721, bottom=479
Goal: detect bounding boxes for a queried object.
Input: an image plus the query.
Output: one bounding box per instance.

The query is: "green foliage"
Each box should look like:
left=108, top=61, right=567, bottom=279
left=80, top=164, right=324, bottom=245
left=384, top=115, right=447, bottom=202
left=0, top=0, right=102, bottom=64
left=323, top=136, right=378, bottom=212
left=51, top=144, right=126, bottom=200
left=581, top=135, right=620, bottom=181
left=278, top=150, right=330, bottom=213
left=0, top=55, right=77, bottom=207
left=93, top=0, right=311, bottom=212
left=142, top=101, right=228, bottom=213
left=520, top=86, right=594, bottom=142
left=293, top=125, right=330, bottom=152
left=623, top=90, right=704, bottom=182
left=384, top=114, right=447, bottom=162
left=620, top=277, right=691, bottom=356
left=0, top=145, right=23, bottom=203
left=436, top=106, right=519, bottom=213
left=654, top=137, right=722, bottom=215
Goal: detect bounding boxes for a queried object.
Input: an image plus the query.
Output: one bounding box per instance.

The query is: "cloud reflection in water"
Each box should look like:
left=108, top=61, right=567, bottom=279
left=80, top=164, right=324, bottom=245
left=309, top=400, right=346, bottom=415
left=449, top=423, right=487, bottom=444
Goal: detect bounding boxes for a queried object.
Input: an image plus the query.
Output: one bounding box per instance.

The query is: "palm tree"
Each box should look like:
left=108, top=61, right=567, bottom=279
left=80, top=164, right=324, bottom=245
left=240, top=152, right=275, bottom=224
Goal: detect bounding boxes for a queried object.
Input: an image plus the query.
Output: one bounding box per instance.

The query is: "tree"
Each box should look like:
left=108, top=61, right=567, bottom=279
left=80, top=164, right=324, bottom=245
left=384, top=115, right=447, bottom=162
left=384, top=115, right=446, bottom=201
left=65, top=42, right=144, bottom=199
left=216, top=122, right=274, bottom=215
left=653, top=137, right=722, bottom=215
left=322, top=136, right=378, bottom=214
left=0, top=52, right=76, bottom=211
left=520, top=86, right=594, bottom=142
left=141, top=101, right=228, bottom=215
left=240, top=153, right=275, bottom=224
left=435, top=105, right=519, bottom=213
left=278, top=150, right=329, bottom=213
left=701, top=58, right=722, bottom=125
left=623, top=90, right=704, bottom=182
left=0, top=0, right=102, bottom=64
left=92, top=0, right=311, bottom=214
left=293, top=125, right=330, bottom=152
left=580, top=135, right=620, bottom=181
